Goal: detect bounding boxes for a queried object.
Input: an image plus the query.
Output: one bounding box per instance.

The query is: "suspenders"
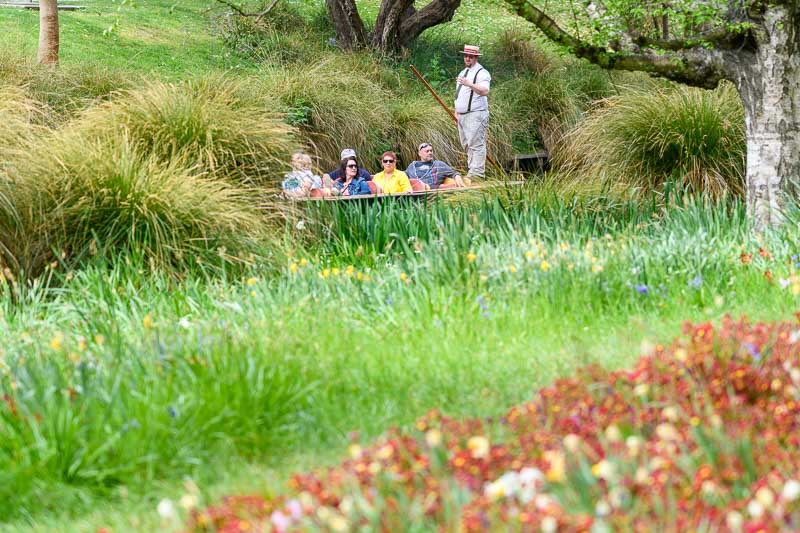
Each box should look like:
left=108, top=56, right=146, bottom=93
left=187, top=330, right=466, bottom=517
left=456, top=67, right=484, bottom=113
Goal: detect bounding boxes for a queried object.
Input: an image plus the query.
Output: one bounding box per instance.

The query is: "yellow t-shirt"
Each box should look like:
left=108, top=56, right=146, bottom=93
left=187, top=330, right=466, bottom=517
left=372, top=170, right=412, bottom=194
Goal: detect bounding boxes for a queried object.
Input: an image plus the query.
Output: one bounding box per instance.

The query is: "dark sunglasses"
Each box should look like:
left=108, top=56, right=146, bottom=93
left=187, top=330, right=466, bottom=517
left=382, top=159, right=395, bottom=163
left=346, top=164, right=358, bottom=168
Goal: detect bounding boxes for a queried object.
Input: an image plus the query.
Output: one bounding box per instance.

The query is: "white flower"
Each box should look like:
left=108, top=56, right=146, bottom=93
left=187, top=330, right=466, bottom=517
left=296, top=219, right=306, bottom=230
left=157, top=498, right=177, bottom=521
left=518, top=467, right=543, bottom=486
left=726, top=510, right=743, bottom=531
left=271, top=510, right=291, bottom=532
left=782, top=479, right=800, bottom=501
left=178, top=317, right=192, bottom=329
left=595, top=499, right=611, bottom=517
left=747, top=499, right=764, bottom=518
left=541, top=515, right=557, bottom=533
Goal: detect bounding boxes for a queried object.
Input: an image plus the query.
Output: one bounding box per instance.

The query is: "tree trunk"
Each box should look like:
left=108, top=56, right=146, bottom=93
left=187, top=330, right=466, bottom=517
left=37, top=0, right=59, bottom=65
left=325, top=0, right=367, bottom=49
left=727, top=6, right=800, bottom=230
left=326, top=0, right=462, bottom=53
left=371, top=0, right=414, bottom=50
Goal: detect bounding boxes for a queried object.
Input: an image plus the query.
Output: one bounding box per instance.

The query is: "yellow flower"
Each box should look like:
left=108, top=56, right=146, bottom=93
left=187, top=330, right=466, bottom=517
left=425, top=428, right=442, bottom=448
left=299, top=258, right=308, bottom=266
left=250, top=290, right=257, bottom=297
left=289, top=263, right=298, bottom=274
left=348, top=444, right=362, bottom=459
left=592, top=264, right=604, bottom=273
left=345, top=265, right=355, bottom=276
left=543, top=450, right=565, bottom=482
left=525, top=250, right=535, bottom=260
left=247, top=277, right=257, bottom=286
left=94, top=334, right=105, bottom=346
left=399, top=272, right=408, bottom=281
left=331, top=267, right=340, bottom=276
left=540, top=260, right=550, bottom=272
left=143, top=314, right=153, bottom=329
left=49, top=332, right=64, bottom=351
left=560, top=242, right=570, bottom=251
left=466, top=252, right=477, bottom=263
left=508, top=265, right=517, bottom=273
left=567, top=263, right=574, bottom=270
left=319, top=268, right=331, bottom=279
left=467, top=435, right=490, bottom=458
left=356, top=272, right=364, bottom=281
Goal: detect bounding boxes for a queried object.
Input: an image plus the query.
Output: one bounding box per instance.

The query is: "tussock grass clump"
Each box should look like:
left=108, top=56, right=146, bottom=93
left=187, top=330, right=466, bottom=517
left=0, top=84, right=46, bottom=164
left=0, top=132, right=266, bottom=277
left=388, top=94, right=463, bottom=169
left=266, top=57, right=394, bottom=170
left=557, top=82, right=745, bottom=198
left=0, top=48, right=130, bottom=124
left=76, top=77, right=299, bottom=187
left=494, top=58, right=612, bottom=155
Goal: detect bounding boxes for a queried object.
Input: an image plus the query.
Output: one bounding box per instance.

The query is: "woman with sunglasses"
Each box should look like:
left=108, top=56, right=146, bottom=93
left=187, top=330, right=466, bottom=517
left=332, top=156, right=372, bottom=196
left=372, top=151, right=412, bottom=194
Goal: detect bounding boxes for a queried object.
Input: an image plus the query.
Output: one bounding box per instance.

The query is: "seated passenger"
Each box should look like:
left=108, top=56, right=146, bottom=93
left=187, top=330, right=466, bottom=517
left=405, top=142, right=466, bottom=189
left=327, top=148, right=372, bottom=182
left=332, top=156, right=372, bottom=196
left=372, top=151, right=412, bottom=194
left=282, top=151, right=323, bottom=198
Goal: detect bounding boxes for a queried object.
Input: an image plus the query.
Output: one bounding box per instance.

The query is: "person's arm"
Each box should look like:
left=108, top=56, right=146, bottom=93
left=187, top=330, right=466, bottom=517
left=399, top=172, right=413, bottom=194
left=464, top=70, right=491, bottom=97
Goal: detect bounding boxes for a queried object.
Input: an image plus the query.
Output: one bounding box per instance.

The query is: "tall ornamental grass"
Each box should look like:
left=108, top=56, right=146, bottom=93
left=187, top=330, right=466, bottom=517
left=556, top=82, right=745, bottom=198
left=265, top=56, right=396, bottom=171
left=0, top=131, right=266, bottom=277
left=75, top=77, right=299, bottom=187
left=0, top=84, right=45, bottom=164
left=0, top=48, right=130, bottom=124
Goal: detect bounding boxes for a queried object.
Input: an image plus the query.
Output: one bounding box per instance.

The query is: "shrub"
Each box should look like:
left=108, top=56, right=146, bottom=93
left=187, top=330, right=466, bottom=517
left=218, top=13, right=326, bottom=66
left=556, top=82, right=745, bottom=198
left=74, top=77, right=300, bottom=187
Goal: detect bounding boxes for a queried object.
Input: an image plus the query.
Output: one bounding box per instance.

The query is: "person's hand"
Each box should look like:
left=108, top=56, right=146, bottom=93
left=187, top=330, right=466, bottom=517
left=457, top=76, right=470, bottom=87
left=454, top=175, right=466, bottom=188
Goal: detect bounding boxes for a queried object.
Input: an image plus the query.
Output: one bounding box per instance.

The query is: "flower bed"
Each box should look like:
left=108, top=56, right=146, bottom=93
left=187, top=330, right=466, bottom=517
left=190, top=316, right=800, bottom=532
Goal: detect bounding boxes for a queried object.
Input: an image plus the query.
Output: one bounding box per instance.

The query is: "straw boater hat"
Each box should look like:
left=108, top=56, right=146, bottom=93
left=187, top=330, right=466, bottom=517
left=460, top=44, right=481, bottom=56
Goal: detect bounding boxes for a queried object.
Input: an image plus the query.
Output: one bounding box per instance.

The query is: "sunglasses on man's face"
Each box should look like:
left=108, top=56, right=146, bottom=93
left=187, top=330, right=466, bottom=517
left=346, top=164, right=358, bottom=168
left=383, top=159, right=395, bottom=164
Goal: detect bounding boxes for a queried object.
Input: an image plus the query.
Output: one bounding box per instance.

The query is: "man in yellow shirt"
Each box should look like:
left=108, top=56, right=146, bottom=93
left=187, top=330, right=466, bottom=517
left=372, top=151, right=412, bottom=194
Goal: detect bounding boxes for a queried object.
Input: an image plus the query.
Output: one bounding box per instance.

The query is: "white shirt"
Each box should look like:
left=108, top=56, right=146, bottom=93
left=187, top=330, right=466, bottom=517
left=454, top=62, right=491, bottom=113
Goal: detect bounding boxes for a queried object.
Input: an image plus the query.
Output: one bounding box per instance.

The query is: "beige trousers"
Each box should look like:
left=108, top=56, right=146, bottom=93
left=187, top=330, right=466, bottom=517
left=457, top=109, right=489, bottom=178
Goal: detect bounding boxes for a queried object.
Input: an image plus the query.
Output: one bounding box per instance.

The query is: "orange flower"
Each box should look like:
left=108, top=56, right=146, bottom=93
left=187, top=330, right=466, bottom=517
left=740, top=252, right=753, bottom=265
left=759, top=247, right=772, bottom=259
left=764, top=270, right=774, bottom=281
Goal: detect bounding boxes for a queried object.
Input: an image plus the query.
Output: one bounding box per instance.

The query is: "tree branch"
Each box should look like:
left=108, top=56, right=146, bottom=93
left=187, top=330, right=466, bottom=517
left=503, top=0, right=728, bottom=88
left=215, top=0, right=280, bottom=22
left=398, top=0, right=461, bottom=49
left=632, top=26, right=733, bottom=51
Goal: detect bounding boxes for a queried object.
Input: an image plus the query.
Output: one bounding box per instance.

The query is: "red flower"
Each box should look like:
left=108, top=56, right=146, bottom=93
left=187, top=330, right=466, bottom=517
left=741, top=253, right=753, bottom=265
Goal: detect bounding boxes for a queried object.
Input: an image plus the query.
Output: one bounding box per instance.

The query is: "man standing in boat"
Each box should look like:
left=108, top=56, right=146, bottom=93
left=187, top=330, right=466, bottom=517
left=405, top=142, right=466, bottom=189
left=455, top=44, right=491, bottom=180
